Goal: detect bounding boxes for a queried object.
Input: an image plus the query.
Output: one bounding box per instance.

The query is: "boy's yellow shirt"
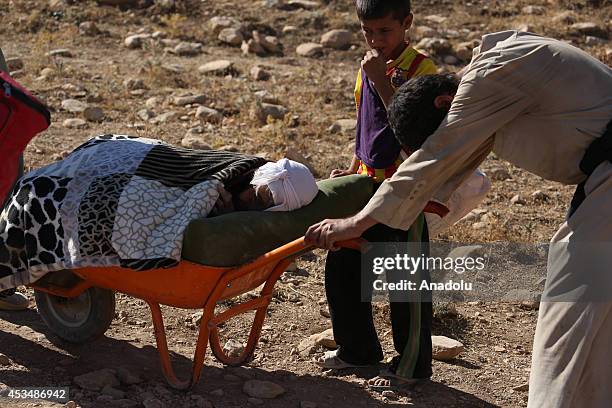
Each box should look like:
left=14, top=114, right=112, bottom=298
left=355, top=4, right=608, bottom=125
left=354, top=45, right=437, bottom=109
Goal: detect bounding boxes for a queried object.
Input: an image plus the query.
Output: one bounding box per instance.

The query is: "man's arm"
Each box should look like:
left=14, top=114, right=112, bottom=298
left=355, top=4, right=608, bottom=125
left=305, top=74, right=532, bottom=249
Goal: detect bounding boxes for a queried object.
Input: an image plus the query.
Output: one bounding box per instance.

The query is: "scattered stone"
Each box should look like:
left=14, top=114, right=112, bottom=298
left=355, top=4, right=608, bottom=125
left=0, top=354, right=10, bottom=366
left=181, top=134, right=212, bottom=150
left=298, top=328, right=336, bottom=356
left=6, top=57, right=24, bottom=71
left=162, top=63, right=184, bottom=73
left=253, top=90, right=280, bottom=104
left=123, top=78, right=146, bottom=90
left=321, top=29, right=352, bottom=50
left=283, top=25, right=298, bottom=34
left=415, top=37, right=452, bottom=55
left=61, top=99, right=87, bottom=113
left=157, top=0, right=176, bottom=11
left=570, top=22, right=607, bottom=38
left=73, top=368, right=119, bottom=391
left=522, top=5, right=545, bottom=15
left=47, top=49, right=73, bottom=57
left=219, top=27, right=244, bottom=46
left=79, top=21, right=100, bottom=36
left=161, top=38, right=180, bottom=47
left=552, top=11, right=577, bottom=24
left=223, top=339, right=245, bottom=357
left=40, top=67, right=55, bottom=78
left=424, top=14, right=447, bottom=24
left=210, top=388, right=224, bottom=397
left=494, top=345, right=506, bottom=353
left=172, top=42, right=203, bottom=56
left=252, top=102, right=288, bottom=123
left=198, top=60, right=233, bottom=75
left=586, top=36, right=607, bottom=46
left=242, top=39, right=267, bottom=56
left=63, top=118, right=88, bottom=129
left=116, top=367, right=143, bottom=385
left=83, top=106, right=105, bottom=122
left=145, top=97, right=161, bottom=109
left=431, top=335, right=464, bottom=361
left=300, top=402, right=317, bottom=408
left=242, top=380, right=286, bottom=399
left=253, top=31, right=281, bottom=54
left=488, top=166, right=511, bottom=181
left=195, top=106, right=223, bottom=123
left=124, top=34, right=150, bottom=49
left=296, top=43, right=324, bottom=57
left=137, top=109, right=156, bottom=121
left=102, top=385, right=125, bottom=399
left=329, top=118, right=357, bottom=134
left=174, top=94, right=206, bottom=106
left=150, top=111, right=177, bottom=124
left=472, top=221, right=487, bottom=230
left=531, top=190, right=549, bottom=201
left=284, top=0, right=319, bottom=10
left=209, top=16, right=241, bottom=36
left=381, top=390, right=397, bottom=400
left=414, top=26, right=439, bottom=39
left=516, top=24, right=534, bottom=33
left=64, top=401, right=77, bottom=408
left=250, top=66, right=270, bottom=81
left=48, top=0, right=66, bottom=11
left=511, top=194, right=526, bottom=205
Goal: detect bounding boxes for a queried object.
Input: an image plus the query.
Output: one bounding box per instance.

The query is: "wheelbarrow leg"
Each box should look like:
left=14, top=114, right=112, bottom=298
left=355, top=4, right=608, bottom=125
left=147, top=301, right=214, bottom=390
left=209, top=259, right=292, bottom=366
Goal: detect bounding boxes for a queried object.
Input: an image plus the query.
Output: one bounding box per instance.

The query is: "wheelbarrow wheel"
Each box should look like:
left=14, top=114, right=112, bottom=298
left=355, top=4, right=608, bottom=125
left=35, top=284, right=115, bottom=344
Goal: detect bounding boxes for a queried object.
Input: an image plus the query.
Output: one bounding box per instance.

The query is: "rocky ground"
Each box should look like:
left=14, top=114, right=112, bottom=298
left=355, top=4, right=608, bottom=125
left=0, top=0, right=610, bottom=407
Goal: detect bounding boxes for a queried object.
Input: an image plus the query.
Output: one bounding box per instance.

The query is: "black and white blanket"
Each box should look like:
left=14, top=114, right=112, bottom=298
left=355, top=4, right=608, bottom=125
left=0, top=135, right=267, bottom=290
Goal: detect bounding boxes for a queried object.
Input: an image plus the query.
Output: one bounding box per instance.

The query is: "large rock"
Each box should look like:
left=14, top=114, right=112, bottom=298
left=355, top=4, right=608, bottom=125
left=0, top=354, right=10, bottom=366
left=218, top=28, right=244, bottom=46
left=413, top=26, right=439, bottom=39
left=297, top=328, right=336, bottom=356
left=488, top=166, right=511, bottom=181
left=242, top=39, right=267, bottom=56
left=455, top=41, right=476, bottom=61
left=195, top=106, right=223, bottom=123
left=424, top=14, right=447, bottom=24
left=415, top=37, right=452, bottom=55
left=181, top=134, right=212, bottom=150
left=296, top=43, right=323, bottom=57
left=208, top=16, right=241, bottom=36
left=223, top=339, right=245, bottom=358
left=552, top=11, right=577, bottom=24
left=250, top=66, right=270, bottom=81
left=242, top=380, right=285, bottom=399
left=73, top=368, right=120, bottom=391
left=124, top=34, right=150, bottom=49
left=79, top=21, right=100, bottom=36
left=174, top=94, right=206, bottom=106
left=285, top=147, right=316, bottom=176
left=329, top=118, right=357, bottom=134
left=252, top=102, right=288, bottom=123
left=47, top=49, right=73, bottom=57
left=61, top=99, right=88, bottom=113
left=521, top=5, right=545, bottom=15
left=83, top=106, right=105, bottom=122
left=321, top=29, right=352, bottom=50
left=198, top=60, right=233, bottom=75
left=431, top=336, right=464, bottom=361
left=63, top=118, right=87, bottom=129
left=171, top=42, right=202, bottom=56
left=570, top=22, right=607, bottom=38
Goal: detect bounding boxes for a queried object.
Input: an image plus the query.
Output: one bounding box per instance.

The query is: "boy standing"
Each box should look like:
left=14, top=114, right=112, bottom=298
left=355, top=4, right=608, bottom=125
left=316, top=0, right=437, bottom=389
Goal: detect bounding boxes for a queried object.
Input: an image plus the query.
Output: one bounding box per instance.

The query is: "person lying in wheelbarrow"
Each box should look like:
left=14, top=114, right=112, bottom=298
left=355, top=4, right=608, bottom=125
left=0, top=135, right=318, bottom=296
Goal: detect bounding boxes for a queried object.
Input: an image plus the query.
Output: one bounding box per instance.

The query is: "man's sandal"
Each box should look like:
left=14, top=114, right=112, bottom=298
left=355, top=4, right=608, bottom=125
left=366, top=368, right=423, bottom=391
left=313, top=350, right=370, bottom=369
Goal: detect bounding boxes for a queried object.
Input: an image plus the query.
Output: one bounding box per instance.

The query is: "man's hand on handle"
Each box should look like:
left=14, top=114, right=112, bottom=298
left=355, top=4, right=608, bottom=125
left=305, top=212, right=378, bottom=250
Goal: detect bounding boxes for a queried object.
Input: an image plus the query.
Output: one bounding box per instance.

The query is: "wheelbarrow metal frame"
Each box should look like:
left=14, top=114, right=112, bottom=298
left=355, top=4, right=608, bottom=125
left=28, top=236, right=352, bottom=390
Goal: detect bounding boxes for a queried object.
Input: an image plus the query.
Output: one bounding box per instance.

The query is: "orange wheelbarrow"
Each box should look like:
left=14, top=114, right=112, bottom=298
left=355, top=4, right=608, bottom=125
left=29, top=237, right=362, bottom=390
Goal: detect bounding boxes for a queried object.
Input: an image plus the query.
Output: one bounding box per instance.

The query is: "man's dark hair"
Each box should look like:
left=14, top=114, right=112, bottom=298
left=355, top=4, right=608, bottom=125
left=356, top=0, right=411, bottom=22
left=388, top=74, right=459, bottom=151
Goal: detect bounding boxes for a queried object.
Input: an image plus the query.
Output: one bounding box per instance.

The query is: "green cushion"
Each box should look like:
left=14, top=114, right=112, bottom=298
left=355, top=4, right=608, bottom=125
left=181, top=174, right=374, bottom=267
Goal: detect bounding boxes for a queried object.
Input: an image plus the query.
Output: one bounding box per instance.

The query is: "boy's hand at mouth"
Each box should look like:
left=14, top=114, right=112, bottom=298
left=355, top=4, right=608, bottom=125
left=361, top=49, right=388, bottom=85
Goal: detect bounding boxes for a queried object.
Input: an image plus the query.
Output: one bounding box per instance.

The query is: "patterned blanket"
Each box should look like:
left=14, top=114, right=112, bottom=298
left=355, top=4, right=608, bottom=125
left=0, top=135, right=267, bottom=290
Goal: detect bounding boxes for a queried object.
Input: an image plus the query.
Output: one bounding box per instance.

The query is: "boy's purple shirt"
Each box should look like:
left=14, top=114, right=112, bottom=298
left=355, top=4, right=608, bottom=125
left=355, top=70, right=402, bottom=169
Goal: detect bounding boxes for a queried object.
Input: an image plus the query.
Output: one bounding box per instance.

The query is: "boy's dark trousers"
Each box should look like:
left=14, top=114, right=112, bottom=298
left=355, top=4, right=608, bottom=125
left=324, top=221, right=433, bottom=379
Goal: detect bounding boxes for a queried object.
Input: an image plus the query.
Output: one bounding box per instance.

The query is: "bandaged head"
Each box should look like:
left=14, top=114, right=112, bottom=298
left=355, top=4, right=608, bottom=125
left=250, top=159, right=318, bottom=211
